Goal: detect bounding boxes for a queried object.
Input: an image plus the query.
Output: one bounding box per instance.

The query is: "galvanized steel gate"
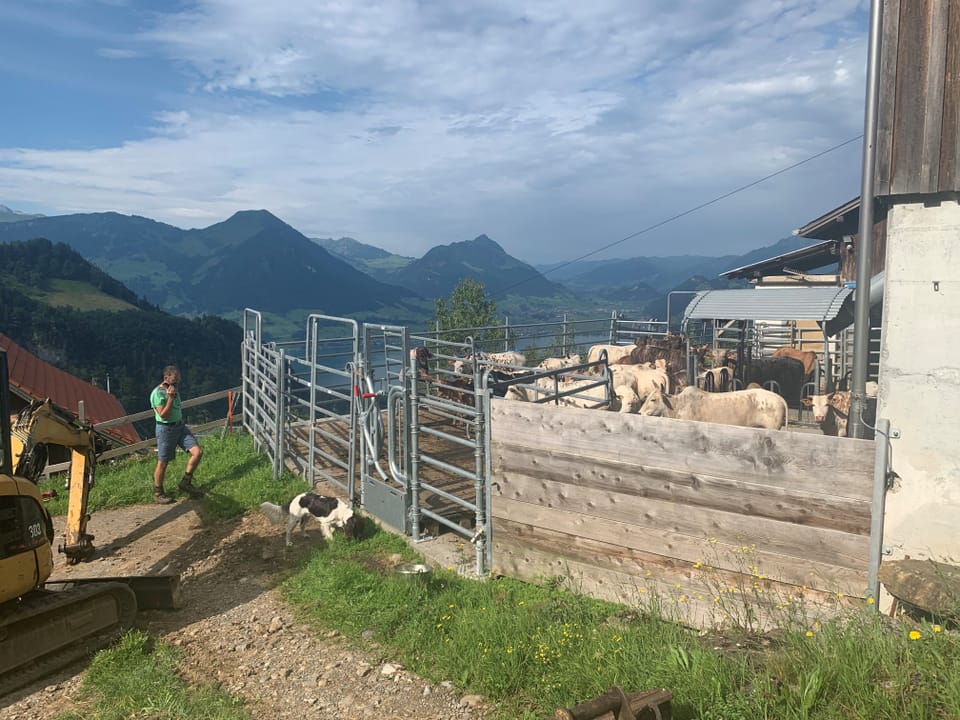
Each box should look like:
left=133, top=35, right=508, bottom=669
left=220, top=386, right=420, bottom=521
left=241, top=310, right=493, bottom=575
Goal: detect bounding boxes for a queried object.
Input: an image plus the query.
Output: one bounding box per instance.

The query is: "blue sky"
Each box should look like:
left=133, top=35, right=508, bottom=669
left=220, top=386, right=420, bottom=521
left=0, top=1, right=869, bottom=264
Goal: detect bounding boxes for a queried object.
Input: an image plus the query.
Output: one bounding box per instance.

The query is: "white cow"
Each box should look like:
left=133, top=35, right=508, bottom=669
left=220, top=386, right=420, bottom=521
left=453, top=350, right=527, bottom=375
left=639, top=386, right=788, bottom=430
left=612, top=384, right=641, bottom=413
left=609, top=364, right=670, bottom=400
left=586, top=344, right=635, bottom=369
left=536, top=353, right=582, bottom=371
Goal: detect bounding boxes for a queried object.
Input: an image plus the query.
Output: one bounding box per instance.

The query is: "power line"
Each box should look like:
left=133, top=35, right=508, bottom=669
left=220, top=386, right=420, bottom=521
left=507, top=133, right=864, bottom=294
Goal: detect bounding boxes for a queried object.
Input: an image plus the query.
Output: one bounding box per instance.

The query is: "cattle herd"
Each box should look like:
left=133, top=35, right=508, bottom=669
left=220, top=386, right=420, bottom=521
left=430, top=336, right=874, bottom=437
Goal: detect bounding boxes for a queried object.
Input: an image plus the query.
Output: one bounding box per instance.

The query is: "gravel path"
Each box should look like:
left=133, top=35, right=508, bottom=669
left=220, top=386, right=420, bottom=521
left=0, top=505, right=494, bottom=719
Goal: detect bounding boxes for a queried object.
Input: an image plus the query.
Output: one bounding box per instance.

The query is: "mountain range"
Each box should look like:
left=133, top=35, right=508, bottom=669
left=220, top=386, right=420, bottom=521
left=0, top=204, right=822, bottom=326
left=0, top=204, right=44, bottom=223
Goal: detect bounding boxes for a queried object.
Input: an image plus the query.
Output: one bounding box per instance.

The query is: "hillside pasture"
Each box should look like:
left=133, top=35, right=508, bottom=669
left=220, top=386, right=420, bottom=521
left=23, top=278, right=140, bottom=312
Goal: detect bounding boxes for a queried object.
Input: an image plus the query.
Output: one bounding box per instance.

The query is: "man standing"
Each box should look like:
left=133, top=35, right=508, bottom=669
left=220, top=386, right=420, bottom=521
left=151, top=365, right=203, bottom=504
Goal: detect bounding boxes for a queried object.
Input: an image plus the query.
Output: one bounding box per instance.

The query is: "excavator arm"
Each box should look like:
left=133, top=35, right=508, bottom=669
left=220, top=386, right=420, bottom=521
left=11, top=399, right=98, bottom=563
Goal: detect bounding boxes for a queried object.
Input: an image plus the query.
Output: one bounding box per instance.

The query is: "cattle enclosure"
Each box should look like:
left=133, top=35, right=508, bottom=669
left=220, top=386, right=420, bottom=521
left=241, top=309, right=891, bottom=628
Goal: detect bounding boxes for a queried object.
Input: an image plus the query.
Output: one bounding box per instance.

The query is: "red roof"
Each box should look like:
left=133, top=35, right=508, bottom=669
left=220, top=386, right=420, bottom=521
left=0, top=333, right=140, bottom=446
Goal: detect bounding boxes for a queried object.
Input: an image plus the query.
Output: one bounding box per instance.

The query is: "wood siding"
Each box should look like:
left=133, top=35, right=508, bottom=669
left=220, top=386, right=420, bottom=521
left=839, top=213, right=888, bottom=282
left=490, top=401, right=876, bottom=627
left=876, top=0, right=960, bottom=195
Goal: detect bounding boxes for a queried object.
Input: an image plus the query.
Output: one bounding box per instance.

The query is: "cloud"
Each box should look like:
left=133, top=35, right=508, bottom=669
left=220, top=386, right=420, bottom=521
left=97, top=47, right=139, bottom=59
left=0, top=0, right=870, bottom=263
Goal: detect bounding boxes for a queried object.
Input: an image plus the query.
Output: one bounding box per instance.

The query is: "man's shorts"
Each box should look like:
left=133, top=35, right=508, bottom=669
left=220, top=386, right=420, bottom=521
left=156, top=423, right=198, bottom=462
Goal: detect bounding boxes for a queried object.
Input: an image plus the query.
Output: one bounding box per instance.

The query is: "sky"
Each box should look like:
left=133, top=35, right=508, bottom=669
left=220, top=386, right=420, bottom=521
left=0, top=0, right=870, bottom=265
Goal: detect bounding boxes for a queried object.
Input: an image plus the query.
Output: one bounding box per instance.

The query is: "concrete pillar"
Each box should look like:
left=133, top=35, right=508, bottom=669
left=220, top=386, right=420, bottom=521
left=878, top=197, right=960, bottom=562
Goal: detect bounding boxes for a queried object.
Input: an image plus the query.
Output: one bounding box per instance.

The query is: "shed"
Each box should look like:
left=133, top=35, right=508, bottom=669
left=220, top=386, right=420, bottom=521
left=683, top=287, right=852, bottom=324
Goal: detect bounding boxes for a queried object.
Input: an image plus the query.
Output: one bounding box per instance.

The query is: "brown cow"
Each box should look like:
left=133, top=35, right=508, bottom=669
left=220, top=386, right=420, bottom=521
left=771, top=347, right=819, bottom=380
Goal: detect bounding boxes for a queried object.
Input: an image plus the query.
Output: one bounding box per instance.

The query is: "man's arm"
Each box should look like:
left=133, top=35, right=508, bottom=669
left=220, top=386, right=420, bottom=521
left=155, top=385, right=176, bottom=420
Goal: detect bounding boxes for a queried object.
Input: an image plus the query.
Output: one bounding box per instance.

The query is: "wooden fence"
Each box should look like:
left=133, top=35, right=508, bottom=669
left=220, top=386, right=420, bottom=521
left=489, top=401, right=877, bottom=627
left=44, top=387, right=242, bottom=474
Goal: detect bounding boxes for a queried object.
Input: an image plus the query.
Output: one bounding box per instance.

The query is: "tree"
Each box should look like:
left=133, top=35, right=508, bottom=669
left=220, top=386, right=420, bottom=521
left=433, top=278, right=501, bottom=345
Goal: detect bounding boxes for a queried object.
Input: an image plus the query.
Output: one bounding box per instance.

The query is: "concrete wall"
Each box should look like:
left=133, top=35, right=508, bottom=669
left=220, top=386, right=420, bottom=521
left=879, top=198, right=960, bottom=563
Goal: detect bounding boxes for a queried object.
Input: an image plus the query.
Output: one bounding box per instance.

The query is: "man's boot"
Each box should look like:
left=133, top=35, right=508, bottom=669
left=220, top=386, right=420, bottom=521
left=178, top=472, right=204, bottom=499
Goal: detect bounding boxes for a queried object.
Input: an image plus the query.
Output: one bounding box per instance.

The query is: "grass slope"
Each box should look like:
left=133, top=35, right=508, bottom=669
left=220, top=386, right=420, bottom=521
left=24, top=279, right=139, bottom=312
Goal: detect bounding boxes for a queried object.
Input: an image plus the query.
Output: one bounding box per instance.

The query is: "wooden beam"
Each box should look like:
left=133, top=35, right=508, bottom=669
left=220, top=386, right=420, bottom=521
left=493, top=493, right=869, bottom=579
left=493, top=520, right=864, bottom=628
left=940, top=0, right=960, bottom=189
left=921, top=0, right=950, bottom=190
left=490, top=403, right=875, bottom=497
left=892, top=0, right=932, bottom=194
left=876, top=0, right=902, bottom=196
left=492, top=444, right=871, bottom=534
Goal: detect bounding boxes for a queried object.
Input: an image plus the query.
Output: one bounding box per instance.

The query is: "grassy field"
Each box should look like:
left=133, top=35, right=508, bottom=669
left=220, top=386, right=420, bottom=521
left=21, top=278, right=139, bottom=312
left=42, top=434, right=960, bottom=720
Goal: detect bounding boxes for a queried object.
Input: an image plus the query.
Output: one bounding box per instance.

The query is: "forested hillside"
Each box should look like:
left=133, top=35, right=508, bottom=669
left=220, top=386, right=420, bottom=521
left=0, top=239, right=242, bottom=417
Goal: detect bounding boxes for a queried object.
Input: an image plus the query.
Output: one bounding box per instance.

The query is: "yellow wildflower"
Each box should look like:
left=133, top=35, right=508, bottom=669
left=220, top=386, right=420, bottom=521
left=909, top=630, right=922, bottom=641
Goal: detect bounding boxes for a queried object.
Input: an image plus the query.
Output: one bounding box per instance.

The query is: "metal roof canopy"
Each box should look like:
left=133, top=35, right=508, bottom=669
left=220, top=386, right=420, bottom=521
left=683, top=286, right=853, bottom=323
left=794, top=196, right=861, bottom=240
left=719, top=239, right=839, bottom=280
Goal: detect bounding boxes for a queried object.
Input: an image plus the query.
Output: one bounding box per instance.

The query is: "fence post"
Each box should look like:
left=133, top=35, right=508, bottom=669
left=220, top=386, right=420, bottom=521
left=562, top=313, right=569, bottom=355
left=274, top=349, right=286, bottom=479
left=609, top=310, right=617, bottom=344
left=504, top=317, right=509, bottom=351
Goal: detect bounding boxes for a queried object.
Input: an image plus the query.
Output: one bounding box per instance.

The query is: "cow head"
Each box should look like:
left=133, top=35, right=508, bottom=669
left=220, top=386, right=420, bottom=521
left=802, top=394, right=831, bottom=423
left=613, top=385, right=641, bottom=413
left=639, top=385, right=672, bottom=417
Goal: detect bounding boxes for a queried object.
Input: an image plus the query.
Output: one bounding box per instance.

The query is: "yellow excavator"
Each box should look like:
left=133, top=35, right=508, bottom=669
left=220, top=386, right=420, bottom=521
left=0, top=349, right=177, bottom=696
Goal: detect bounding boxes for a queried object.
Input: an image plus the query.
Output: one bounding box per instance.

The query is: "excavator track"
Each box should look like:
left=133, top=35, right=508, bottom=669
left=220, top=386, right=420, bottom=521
left=0, top=582, right=137, bottom=697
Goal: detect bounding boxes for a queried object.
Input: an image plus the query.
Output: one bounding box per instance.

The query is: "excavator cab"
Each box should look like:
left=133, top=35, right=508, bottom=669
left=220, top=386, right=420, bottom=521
left=0, top=351, right=57, bottom=600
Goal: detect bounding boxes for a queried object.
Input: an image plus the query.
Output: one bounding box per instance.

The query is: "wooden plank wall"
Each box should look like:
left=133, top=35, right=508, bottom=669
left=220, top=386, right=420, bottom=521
left=839, top=213, right=887, bottom=282
left=876, top=0, right=960, bottom=196
left=489, top=401, right=876, bottom=627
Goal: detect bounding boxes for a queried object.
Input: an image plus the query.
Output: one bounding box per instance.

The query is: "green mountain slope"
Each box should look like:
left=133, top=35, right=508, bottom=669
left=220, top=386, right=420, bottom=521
left=0, top=210, right=417, bottom=315
left=385, top=234, right=568, bottom=300
left=313, top=236, right=415, bottom=278
left=0, top=239, right=242, bottom=416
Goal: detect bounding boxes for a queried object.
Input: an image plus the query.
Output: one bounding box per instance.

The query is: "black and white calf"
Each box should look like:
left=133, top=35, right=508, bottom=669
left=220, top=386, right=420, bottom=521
left=261, top=492, right=357, bottom=547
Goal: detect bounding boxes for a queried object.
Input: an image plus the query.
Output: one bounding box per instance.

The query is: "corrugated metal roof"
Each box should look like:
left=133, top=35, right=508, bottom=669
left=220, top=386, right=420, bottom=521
left=0, top=333, right=140, bottom=446
left=683, top=286, right=853, bottom=323
left=719, top=240, right=839, bottom=279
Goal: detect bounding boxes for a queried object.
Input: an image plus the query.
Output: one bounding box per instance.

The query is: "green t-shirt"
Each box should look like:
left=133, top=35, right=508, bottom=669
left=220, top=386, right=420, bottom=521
left=151, top=384, right=182, bottom=424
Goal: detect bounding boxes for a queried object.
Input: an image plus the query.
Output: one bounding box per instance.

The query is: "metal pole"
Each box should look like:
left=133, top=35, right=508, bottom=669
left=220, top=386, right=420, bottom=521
left=867, top=418, right=891, bottom=605
left=850, top=0, right=884, bottom=439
